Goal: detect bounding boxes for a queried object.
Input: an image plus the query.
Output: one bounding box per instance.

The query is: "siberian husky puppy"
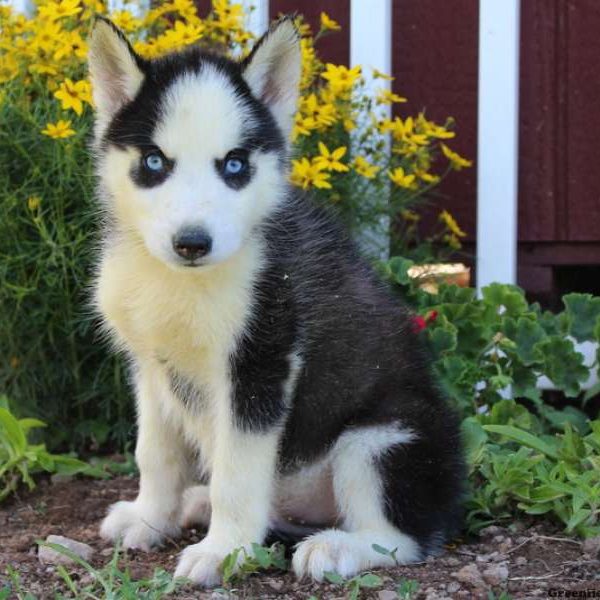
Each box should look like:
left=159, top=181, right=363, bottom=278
left=88, top=16, right=465, bottom=586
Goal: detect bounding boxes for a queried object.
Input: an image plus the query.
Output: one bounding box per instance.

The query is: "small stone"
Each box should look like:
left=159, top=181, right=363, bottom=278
left=582, top=536, right=600, bottom=558
left=377, top=591, right=398, bottom=600
left=479, top=525, right=503, bottom=539
left=482, top=563, right=509, bottom=586
left=498, top=539, right=513, bottom=553
left=267, top=579, right=283, bottom=592
left=444, top=556, right=461, bottom=567
left=38, top=535, right=95, bottom=566
left=515, top=556, right=527, bottom=566
left=476, top=552, right=498, bottom=563
left=516, top=536, right=530, bottom=545
left=447, top=581, right=461, bottom=593
left=493, top=535, right=505, bottom=544
left=452, top=563, right=486, bottom=588
left=100, top=547, right=114, bottom=557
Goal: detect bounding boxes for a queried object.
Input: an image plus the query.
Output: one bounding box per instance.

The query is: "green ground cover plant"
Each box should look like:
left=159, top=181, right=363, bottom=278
left=383, top=257, right=600, bottom=538
left=0, top=395, right=105, bottom=501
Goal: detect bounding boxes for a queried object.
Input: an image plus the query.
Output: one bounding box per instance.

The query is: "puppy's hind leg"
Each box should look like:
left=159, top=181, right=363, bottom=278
left=292, top=424, right=422, bottom=581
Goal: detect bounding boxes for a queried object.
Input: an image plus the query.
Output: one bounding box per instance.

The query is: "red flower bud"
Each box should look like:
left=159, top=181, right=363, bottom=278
left=411, top=315, right=427, bottom=333
left=426, top=310, right=439, bottom=324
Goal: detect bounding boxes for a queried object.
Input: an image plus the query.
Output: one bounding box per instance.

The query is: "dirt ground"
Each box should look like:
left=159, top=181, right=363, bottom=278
left=0, top=475, right=599, bottom=599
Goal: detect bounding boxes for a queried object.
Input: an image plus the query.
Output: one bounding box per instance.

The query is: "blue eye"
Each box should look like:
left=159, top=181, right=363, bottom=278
left=144, top=152, right=164, bottom=172
left=223, top=156, right=246, bottom=176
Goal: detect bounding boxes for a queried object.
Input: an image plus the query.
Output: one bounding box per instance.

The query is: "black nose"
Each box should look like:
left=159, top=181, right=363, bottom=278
left=172, top=228, right=212, bottom=261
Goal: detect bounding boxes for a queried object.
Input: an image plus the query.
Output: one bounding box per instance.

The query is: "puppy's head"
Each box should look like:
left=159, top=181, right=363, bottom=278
left=88, top=17, right=300, bottom=269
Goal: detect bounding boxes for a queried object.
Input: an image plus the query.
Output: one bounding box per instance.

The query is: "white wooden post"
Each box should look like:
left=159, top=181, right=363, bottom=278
left=350, top=0, right=392, bottom=257
left=241, top=0, right=270, bottom=37
left=350, top=0, right=392, bottom=98
left=476, top=0, right=521, bottom=290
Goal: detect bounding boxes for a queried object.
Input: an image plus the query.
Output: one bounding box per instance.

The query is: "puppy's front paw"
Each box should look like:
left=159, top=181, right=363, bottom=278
left=174, top=538, right=245, bottom=587
left=100, top=500, right=180, bottom=551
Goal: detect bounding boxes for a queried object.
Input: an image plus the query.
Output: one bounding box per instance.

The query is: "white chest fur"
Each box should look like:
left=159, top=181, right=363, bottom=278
left=93, top=235, right=264, bottom=469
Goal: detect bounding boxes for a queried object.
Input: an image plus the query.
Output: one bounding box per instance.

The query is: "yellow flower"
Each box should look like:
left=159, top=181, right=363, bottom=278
left=343, top=118, right=356, bottom=133
left=299, top=94, right=337, bottom=129
left=353, top=156, right=380, bottom=179
left=385, top=116, right=428, bottom=146
left=314, top=142, right=349, bottom=172
left=388, top=167, right=416, bottom=189
left=53, top=30, right=87, bottom=61
left=320, top=12, right=341, bottom=32
left=212, top=0, right=243, bottom=30
left=38, top=0, right=82, bottom=21
left=29, top=61, right=58, bottom=76
left=171, top=0, right=198, bottom=19
left=0, top=54, right=19, bottom=84
left=292, top=114, right=317, bottom=140
left=321, top=64, right=361, bottom=94
left=439, top=210, right=466, bottom=238
left=31, top=21, right=63, bottom=53
left=293, top=16, right=312, bottom=38
left=401, top=209, right=420, bottom=223
left=290, top=158, right=331, bottom=190
left=416, top=170, right=440, bottom=185
left=54, top=79, right=92, bottom=116
left=444, top=233, right=462, bottom=250
left=27, top=195, right=41, bottom=211
left=376, top=89, right=407, bottom=105
left=111, top=10, right=142, bottom=33
left=161, top=20, right=205, bottom=49
left=417, top=113, right=455, bottom=139
left=441, top=144, right=472, bottom=170
left=372, top=68, right=394, bottom=81
left=41, top=119, right=75, bottom=139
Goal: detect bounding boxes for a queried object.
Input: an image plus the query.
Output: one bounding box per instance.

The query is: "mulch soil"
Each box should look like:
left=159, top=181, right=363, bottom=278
left=1, top=475, right=599, bottom=599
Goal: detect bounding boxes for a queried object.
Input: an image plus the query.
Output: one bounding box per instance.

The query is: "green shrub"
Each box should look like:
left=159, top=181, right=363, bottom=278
left=0, top=80, right=130, bottom=450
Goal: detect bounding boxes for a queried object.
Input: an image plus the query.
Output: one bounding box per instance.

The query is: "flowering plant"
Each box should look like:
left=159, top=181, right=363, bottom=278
left=0, top=0, right=471, bottom=448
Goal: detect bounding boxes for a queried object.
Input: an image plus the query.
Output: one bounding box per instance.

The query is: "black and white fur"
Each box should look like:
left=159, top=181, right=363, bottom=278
left=88, top=17, right=465, bottom=586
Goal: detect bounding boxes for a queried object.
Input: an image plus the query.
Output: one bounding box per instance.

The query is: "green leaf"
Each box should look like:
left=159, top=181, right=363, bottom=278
left=482, top=283, right=529, bottom=316
left=357, top=573, right=382, bottom=587
left=251, top=544, right=271, bottom=569
left=386, top=256, right=414, bottom=286
left=18, top=418, right=47, bottom=435
left=539, top=406, right=590, bottom=434
left=461, top=418, right=488, bottom=467
left=0, top=407, right=27, bottom=458
left=436, top=284, right=476, bottom=304
left=483, top=425, right=559, bottom=459
left=503, top=317, right=546, bottom=365
left=533, top=336, right=589, bottom=397
left=566, top=508, right=592, bottom=532
left=372, top=543, right=394, bottom=557
left=427, top=323, right=457, bottom=358
left=563, top=293, right=600, bottom=342
left=324, top=571, right=345, bottom=585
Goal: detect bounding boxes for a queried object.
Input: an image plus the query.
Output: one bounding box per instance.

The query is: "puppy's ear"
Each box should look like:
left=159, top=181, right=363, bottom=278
left=88, top=17, right=146, bottom=120
left=242, top=17, right=301, bottom=139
